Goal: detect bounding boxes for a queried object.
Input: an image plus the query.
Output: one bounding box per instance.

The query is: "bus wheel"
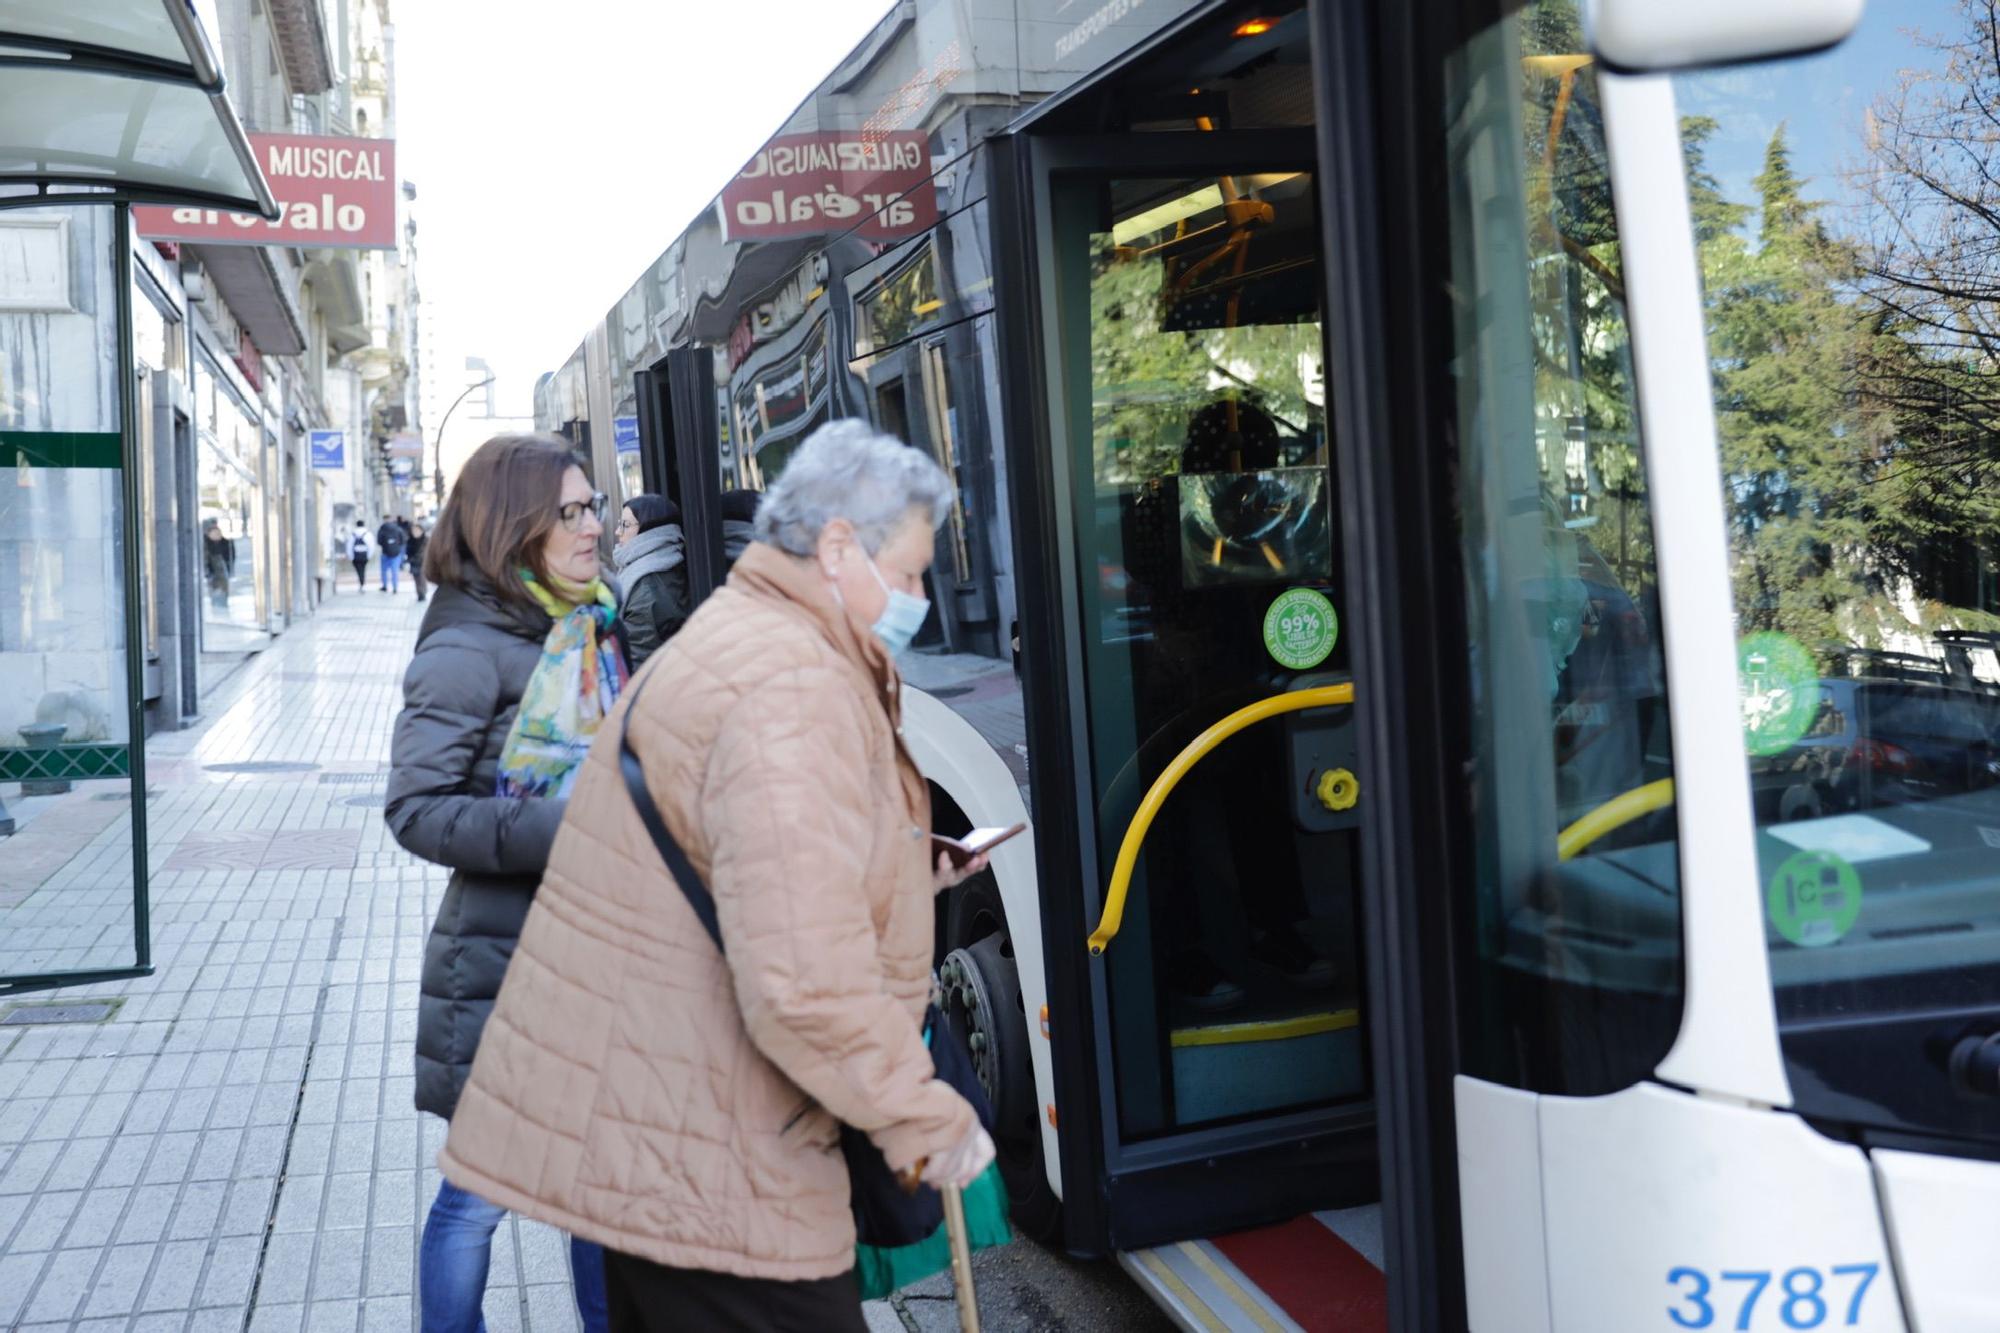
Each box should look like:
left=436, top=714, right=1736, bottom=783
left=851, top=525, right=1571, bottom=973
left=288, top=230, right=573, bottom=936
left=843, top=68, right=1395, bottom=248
left=942, top=882, right=1061, bottom=1241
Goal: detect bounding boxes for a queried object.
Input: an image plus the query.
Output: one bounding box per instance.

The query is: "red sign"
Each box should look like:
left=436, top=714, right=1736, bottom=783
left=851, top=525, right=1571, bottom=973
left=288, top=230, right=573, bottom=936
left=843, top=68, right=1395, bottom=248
left=720, top=132, right=937, bottom=244
left=135, top=133, right=397, bottom=250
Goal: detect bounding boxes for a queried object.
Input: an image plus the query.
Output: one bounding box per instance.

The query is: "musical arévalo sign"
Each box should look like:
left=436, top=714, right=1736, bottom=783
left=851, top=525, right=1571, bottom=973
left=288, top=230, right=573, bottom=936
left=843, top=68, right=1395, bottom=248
left=135, top=133, right=397, bottom=250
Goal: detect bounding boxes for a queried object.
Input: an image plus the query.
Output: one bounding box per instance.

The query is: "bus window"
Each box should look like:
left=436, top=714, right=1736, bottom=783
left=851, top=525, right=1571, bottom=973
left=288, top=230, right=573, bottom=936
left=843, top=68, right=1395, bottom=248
left=1062, top=165, right=1360, bottom=1138
left=1677, top=0, right=2000, bottom=1145
left=1445, top=2, right=1682, bottom=1096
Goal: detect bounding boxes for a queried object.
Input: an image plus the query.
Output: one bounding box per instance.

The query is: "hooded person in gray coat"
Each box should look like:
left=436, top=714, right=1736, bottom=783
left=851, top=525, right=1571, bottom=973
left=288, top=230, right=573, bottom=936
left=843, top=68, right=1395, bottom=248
left=386, top=432, right=622, bottom=1333
left=609, top=493, right=689, bottom=670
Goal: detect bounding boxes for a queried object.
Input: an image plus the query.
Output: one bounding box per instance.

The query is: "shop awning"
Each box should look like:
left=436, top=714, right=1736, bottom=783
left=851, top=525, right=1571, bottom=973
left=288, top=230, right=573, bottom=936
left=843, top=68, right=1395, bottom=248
left=0, top=0, right=279, bottom=217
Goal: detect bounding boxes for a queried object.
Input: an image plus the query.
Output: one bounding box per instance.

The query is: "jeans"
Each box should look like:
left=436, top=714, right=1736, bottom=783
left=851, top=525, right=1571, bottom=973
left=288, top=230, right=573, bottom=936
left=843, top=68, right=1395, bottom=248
left=383, top=552, right=403, bottom=592
left=420, top=1179, right=608, bottom=1333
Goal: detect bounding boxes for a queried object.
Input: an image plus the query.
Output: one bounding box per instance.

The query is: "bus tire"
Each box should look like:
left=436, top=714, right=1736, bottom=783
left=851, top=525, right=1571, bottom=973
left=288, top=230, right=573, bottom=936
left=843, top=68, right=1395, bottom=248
left=943, top=875, right=1062, bottom=1242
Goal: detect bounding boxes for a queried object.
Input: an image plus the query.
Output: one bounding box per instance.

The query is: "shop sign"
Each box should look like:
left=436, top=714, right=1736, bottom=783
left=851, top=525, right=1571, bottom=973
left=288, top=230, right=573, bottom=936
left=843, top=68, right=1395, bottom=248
left=613, top=416, right=640, bottom=454
left=135, top=133, right=399, bottom=250
left=309, top=429, right=345, bottom=470
left=386, top=432, right=425, bottom=458
left=721, top=132, right=937, bottom=244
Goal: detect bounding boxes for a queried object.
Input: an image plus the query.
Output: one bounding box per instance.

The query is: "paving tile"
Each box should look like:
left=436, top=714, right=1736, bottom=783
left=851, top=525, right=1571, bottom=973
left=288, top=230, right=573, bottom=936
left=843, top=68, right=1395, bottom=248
left=361, top=1295, right=416, bottom=1333
left=324, top=1171, right=373, bottom=1229
left=138, top=1237, right=208, bottom=1312
left=167, top=1177, right=229, bottom=1239
left=258, top=1230, right=317, bottom=1305
left=0, top=1141, right=65, bottom=1194
left=64, top=1185, right=131, bottom=1248
left=8, top=1189, right=83, bottom=1251
left=81, top=1241, right=157, bottom=1318
left=0, top=1250, right=51, bottom=1326
left=305, top=1300, right=361, bottom=1333
left=221, top=1174, right=278, bottom=1234
left=197, top=1232, right=263, bottom=1309
left=365, top=1224, right=414, bottom=1297
left=311, top=1225, right=368, bottom=1302
left=95, top=1134, right=156, bottom=1187
left=20, top=1245, right=100, bottom=1323
left=190, top=1125, right=244, bottom=1179
left=247, top=1303, right=305, bottom=1333
left=524, top=1284, right=584, bottom=1333
left=116, top=1182, right=182, bottom=1245
left=275, top=1173, right=327, bottom=1231
left=44, top=1134, right=112, bottom=1191
left=132, top=1313, right=192, bottom=1333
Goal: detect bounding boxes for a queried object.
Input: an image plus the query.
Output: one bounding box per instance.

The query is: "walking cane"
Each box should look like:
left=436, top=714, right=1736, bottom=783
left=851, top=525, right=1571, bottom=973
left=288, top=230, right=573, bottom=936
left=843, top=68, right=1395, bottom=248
left=942, top=1183, right=982, bottom=1333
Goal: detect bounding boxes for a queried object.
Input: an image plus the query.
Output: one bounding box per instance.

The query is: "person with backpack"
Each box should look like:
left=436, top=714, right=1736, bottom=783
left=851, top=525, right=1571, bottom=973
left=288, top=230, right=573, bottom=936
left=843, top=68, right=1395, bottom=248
left=378, top=515, right=410, bottom=593
left=348, top=521, right=372, bottom=591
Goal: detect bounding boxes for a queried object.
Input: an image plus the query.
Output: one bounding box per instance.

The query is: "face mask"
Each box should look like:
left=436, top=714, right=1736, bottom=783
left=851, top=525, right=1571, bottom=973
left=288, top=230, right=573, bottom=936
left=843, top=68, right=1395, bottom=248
left=863, top=552, right=929, bottom=655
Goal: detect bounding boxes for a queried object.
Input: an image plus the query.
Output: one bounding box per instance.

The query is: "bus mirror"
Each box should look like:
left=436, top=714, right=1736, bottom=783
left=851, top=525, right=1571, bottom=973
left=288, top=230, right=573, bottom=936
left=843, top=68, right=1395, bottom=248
left=1583, top=0, right=1863, bottom=72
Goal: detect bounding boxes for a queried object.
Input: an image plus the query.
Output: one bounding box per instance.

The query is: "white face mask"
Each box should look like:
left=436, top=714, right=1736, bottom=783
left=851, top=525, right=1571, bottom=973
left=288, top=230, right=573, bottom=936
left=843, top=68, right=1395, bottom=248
left=864, top=553, right=930, bottom=655
left=830, top=543, right=931, bottom=654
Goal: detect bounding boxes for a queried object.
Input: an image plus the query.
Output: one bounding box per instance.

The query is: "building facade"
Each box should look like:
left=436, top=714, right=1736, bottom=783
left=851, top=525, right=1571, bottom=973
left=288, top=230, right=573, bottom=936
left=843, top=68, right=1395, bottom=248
left=0, top=0, right=415, bottom=904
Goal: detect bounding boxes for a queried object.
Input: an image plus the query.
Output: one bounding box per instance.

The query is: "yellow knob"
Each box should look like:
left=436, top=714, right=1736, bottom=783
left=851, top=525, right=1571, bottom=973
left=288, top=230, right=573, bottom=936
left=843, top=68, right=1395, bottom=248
left=1317, top=767, right=1359, bottom=812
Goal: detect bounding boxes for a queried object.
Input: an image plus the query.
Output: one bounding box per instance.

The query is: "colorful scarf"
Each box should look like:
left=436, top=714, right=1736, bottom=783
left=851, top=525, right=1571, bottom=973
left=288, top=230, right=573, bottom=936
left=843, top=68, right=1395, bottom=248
left=495, top=571, right=629, bottom=799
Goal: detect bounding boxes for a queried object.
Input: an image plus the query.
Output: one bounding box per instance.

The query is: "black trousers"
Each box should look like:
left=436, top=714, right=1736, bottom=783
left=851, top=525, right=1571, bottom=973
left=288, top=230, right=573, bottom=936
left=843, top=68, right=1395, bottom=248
left=602, top=1249, right=868, bottom=1333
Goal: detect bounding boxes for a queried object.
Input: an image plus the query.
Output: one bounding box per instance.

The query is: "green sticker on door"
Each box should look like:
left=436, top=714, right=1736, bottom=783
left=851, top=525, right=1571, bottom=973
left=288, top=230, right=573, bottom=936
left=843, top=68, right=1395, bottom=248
left=1263, top=588, right=1338, bottom=670
left=1767, top=849, right=1863, bottom=948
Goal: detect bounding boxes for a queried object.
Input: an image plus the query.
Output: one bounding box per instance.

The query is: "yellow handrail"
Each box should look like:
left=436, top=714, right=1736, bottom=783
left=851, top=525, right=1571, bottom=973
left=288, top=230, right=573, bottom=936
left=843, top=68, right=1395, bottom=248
left=1556, top=777, right=1676, bottom=861
left=1088, top=683, right=1354, bottom=955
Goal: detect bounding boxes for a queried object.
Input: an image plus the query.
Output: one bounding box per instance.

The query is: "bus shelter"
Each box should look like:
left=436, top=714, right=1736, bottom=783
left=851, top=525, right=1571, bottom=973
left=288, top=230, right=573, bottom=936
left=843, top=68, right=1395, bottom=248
left=0, top=0, right=276, bottom=992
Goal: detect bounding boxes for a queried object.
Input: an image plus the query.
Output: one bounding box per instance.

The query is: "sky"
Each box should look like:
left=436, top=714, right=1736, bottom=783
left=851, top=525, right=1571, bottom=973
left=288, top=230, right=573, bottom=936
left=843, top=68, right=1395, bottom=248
left=392, top=0, right=894, bottom=419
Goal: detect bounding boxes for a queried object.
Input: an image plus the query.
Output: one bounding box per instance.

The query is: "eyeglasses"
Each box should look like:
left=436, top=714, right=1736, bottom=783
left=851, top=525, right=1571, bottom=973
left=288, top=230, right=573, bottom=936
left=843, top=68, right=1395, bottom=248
left=558, top=492, right=608, bottom=532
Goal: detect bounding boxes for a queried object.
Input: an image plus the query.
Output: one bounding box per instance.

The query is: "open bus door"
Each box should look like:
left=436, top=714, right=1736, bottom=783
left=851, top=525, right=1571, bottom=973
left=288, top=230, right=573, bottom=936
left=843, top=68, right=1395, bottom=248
left=991, top=85, right=1414, bottom=1316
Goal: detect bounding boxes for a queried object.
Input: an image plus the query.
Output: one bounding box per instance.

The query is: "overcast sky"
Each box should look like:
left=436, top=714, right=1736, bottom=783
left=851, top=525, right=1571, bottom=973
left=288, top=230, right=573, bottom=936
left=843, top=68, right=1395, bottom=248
left=393, top=0, right=892, bottom=418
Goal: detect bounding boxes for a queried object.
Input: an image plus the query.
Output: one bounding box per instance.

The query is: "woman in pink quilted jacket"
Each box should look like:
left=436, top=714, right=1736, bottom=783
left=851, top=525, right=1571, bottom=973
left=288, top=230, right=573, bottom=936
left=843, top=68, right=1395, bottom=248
left=439, top=421, right=994, bottom=1331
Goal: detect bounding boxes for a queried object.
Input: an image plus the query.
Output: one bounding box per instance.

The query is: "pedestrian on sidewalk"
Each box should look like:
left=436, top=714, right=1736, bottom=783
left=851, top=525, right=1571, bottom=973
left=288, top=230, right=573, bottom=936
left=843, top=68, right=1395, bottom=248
left=408, top=519, right=430, bottom=602
left=610, top=493, right=689, bottom=670
left=202, top=518, right=234, bottom=610
left=348, top=521, right=372, bottom=592
left=378, top=514, right=409, bottom=593
left=385, top=433, right=626, bottom=1333
left=438, top=421, right=993, bottom=1333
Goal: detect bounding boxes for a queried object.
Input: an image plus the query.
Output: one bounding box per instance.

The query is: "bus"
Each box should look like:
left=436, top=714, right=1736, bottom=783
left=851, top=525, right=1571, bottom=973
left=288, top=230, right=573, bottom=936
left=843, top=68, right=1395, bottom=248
left=539, top=0, right=2000, bottom=1327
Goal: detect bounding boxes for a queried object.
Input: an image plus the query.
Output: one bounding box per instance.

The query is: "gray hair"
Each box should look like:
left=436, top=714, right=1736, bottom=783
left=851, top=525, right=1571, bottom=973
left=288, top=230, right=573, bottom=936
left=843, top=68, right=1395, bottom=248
left=754, top=419, right=952, bottom=556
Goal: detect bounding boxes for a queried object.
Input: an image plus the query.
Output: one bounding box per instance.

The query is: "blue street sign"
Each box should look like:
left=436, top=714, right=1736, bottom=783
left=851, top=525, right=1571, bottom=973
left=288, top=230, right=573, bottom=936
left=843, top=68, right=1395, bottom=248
left=613, top=415, right=640, bottom=454
left=309, top=429, right=345, bottom=469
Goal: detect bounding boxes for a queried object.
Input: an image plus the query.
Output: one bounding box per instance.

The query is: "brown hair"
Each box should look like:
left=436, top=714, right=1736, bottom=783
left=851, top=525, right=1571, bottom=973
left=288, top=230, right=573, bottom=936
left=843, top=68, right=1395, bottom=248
left=424, top=433, right=586, bottom=607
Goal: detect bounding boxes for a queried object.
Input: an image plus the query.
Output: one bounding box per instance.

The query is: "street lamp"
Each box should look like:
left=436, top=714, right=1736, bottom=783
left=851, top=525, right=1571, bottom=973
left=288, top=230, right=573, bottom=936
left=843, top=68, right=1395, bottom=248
left=433, top=375, right=497, bottom=505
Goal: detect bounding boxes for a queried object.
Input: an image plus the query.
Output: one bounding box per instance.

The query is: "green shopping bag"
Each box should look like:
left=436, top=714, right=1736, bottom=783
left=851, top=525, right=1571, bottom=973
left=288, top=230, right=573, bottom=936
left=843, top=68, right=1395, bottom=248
left=855, top=1160, right=1012, bottom=1302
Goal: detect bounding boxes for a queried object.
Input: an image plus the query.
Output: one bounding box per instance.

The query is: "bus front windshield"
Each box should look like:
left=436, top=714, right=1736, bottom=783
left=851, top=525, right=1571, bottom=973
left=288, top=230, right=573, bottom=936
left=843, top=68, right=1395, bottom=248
left=1677, top=1, right=2000, bottom=1143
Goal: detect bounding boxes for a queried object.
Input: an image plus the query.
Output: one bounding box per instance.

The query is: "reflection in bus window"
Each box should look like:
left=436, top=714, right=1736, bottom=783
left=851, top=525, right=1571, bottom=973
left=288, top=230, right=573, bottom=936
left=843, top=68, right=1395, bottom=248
left=1446, top=1, right=1681, bottom=1096
left=1679, top=0, right=2000, bottom=1144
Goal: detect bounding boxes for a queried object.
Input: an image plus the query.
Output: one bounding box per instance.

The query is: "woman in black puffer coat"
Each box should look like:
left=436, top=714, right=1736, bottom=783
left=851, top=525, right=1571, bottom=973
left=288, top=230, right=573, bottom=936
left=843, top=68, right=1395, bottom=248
left=386, top=432, right=616, bottom=1333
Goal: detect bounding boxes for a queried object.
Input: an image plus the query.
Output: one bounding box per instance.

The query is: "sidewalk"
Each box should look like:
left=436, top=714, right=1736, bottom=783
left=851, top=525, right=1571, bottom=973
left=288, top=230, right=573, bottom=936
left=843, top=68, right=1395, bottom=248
left=0, top=587, right=608, bottom=1332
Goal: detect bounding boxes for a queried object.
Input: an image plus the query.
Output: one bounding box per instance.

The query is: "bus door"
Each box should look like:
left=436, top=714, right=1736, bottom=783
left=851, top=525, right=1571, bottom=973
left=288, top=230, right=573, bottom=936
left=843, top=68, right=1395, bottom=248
left=1002, top=125, right=1385, bottom=1257
left=635, top=347, right=726, bottom=604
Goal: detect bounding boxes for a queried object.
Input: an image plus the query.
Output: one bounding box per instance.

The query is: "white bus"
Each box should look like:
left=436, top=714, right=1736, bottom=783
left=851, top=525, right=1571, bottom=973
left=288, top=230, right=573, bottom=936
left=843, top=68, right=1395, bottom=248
left=542, top=0, right=1999, bottom=1326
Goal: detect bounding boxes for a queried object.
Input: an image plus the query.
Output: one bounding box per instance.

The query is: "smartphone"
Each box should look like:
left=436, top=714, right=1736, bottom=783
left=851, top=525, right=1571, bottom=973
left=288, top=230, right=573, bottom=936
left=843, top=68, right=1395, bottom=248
left=929, top=823, right=1027, bottom=868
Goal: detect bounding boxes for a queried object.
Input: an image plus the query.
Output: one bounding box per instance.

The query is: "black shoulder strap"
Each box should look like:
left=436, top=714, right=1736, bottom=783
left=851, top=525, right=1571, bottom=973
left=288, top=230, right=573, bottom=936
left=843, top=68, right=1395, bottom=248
left=618, top=670, right=725, bottom=954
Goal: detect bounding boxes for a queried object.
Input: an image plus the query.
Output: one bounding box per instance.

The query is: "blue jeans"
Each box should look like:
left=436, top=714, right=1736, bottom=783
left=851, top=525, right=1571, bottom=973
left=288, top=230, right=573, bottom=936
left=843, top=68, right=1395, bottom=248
left=419, top=1178, right=608, bottom=1333
left=382, top=552, right=403, bottom=592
